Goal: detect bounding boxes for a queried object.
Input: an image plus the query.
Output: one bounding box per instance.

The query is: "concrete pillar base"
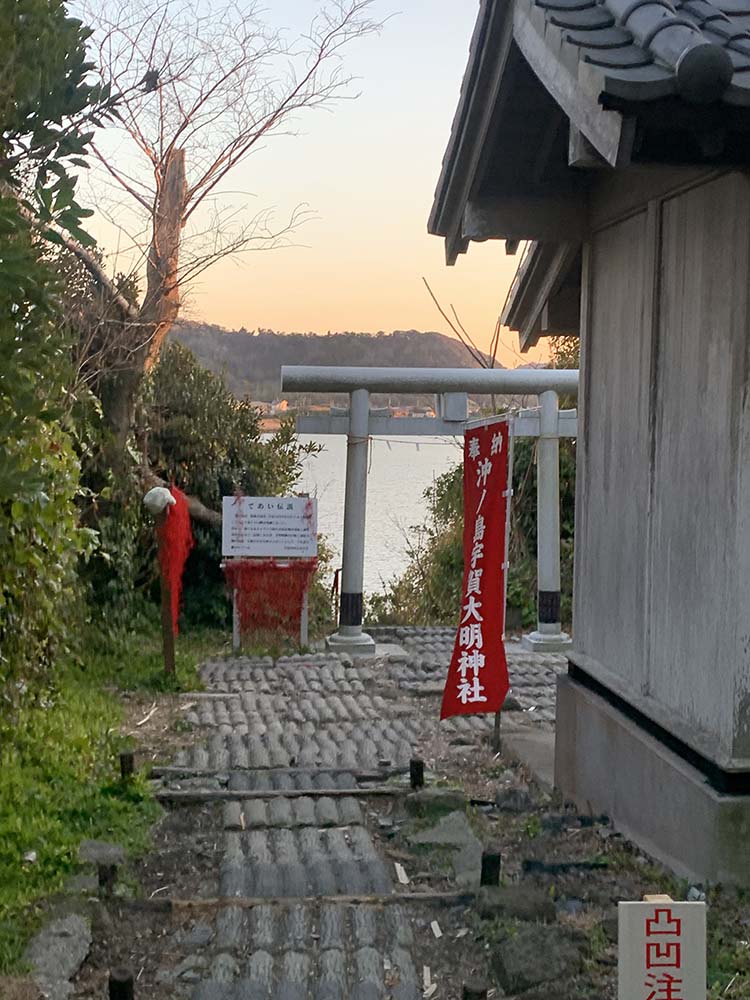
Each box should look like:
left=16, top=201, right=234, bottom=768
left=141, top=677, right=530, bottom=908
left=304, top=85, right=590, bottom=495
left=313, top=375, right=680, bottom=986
left=521, top=630, right=573, bottom=652
left=555, top=673, right=750, bottom=886
left=325, top=629, right=376, bottom=657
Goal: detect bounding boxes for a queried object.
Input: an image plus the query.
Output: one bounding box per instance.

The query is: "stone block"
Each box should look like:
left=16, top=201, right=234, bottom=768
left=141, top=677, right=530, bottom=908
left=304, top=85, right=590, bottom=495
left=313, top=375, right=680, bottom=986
left=555, top=674, right=750, bottom=886
left=408, top=810, right=482, bottom=887
left=404, top=788, right=467, bottom=818
left=25, top=914, right=91, bottom=1000
left=78, top=839, right=125, bottom=866
left=494, top=785, right=534, bottom=813
left=491, top=924, right=583, bottom=994
left=477, top=884, right=556, bottom=923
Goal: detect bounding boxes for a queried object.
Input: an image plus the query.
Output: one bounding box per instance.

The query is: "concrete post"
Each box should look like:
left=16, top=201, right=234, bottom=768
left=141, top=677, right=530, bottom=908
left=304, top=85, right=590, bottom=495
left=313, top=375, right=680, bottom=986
left=522, top=390, right=572, bottom=652
left=326, top=388, right=376, bottom=655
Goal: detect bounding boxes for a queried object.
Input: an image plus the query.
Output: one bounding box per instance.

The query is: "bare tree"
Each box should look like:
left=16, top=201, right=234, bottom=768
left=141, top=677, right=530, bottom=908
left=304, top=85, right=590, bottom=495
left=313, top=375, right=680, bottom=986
left=66, top=0, right=380, bottom=446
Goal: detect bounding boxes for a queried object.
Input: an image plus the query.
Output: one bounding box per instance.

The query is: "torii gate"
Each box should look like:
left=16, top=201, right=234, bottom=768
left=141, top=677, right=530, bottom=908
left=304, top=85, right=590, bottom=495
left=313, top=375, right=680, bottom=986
left=282, top=365, right=578, bottom=656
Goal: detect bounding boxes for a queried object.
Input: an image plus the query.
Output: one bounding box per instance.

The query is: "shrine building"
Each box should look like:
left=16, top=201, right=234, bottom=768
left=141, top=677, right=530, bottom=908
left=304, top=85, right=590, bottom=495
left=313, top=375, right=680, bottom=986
left=430, top=0, right=750, bottom=883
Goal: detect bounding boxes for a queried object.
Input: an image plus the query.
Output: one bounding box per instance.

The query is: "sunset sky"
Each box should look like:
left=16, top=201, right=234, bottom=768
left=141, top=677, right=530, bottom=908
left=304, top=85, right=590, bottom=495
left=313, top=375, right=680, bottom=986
left=84, top=1, right=547, bottom=365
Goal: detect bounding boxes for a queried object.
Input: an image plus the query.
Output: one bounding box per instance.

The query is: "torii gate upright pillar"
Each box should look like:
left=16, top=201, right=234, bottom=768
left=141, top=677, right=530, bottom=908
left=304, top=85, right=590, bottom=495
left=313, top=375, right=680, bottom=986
left=326, top=388, right=376, bottom=656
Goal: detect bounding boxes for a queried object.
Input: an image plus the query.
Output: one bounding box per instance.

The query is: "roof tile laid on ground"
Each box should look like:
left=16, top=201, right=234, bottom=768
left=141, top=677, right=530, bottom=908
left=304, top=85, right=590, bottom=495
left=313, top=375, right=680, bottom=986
left=222, top=795, right=364, bottom=829
left=521, top=0, right=750, bottom=103
left=192, top=903, right=420, bottom=1000
left=175, top=639, right=563, bottom=773
left=219, top=827, right=393, bottom=898
left=158, top=640, right=570, bottom=1000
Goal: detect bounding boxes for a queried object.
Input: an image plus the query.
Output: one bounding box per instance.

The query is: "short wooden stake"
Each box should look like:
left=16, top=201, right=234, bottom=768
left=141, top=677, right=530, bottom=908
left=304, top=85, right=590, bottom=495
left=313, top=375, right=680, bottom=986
left=98, top=862, right=118, bottom=897
left=480, top=849, right=502, bottom=887
left=463, top=982, right=488, bottom=1000
left=119, top=751, right=135, bottom=781
left=409, top=758, right=425, bottom=789
left=492, top=710, right=501, bottom=753
left=109, top=967, right=134, bottom=1000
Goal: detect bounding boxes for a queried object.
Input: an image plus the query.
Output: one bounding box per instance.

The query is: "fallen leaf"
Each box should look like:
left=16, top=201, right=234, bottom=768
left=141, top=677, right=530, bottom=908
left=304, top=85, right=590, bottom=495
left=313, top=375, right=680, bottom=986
left=136, top=702, right=158, bottom=727
left=395, top=862, right=410, bottom=885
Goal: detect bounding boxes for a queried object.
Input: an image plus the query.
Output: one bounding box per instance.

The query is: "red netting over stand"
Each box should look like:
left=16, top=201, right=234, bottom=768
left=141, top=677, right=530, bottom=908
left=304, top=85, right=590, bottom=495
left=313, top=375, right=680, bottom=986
left=223, top=557, right=318, bottom=641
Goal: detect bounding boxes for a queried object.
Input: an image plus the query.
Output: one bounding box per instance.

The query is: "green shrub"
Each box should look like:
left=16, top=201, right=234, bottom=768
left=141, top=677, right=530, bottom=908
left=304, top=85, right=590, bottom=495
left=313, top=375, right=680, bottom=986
left=139, top=343, right=322, bottom=630
left=0, top=201, right=97, bottom=722
left=366, top=333, right=578, bottom=630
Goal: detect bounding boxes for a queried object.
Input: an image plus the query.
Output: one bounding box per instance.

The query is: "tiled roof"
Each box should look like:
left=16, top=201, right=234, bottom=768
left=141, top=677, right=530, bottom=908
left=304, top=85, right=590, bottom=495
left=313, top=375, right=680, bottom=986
left=522, top=0, right=750, bottom=104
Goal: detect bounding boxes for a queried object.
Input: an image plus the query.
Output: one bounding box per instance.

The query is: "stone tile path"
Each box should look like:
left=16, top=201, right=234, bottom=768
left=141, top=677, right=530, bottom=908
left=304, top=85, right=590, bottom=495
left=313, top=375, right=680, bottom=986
left=157, top=632, right=566, bottom=999
left=191, top=902, right=421, bottom=1000
left=370, top=627, right=565, bottom=724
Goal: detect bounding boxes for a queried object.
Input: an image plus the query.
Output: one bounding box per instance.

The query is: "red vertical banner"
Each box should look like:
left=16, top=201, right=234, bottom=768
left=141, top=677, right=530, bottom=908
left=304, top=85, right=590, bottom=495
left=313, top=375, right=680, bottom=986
left=440, top=419, right=511, bottom=720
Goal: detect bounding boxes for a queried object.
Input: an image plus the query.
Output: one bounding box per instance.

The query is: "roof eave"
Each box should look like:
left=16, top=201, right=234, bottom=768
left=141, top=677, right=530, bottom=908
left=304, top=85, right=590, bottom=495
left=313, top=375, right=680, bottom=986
left=428, top=0, right=515, bottom=259
left=502, top=242, right=580, bottom=352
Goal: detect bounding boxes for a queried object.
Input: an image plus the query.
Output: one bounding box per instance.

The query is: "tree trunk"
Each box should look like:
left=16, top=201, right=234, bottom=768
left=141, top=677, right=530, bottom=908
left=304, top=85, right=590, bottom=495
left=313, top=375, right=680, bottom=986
left=142, top=147, right=187, bottom=369
left=96, top=148, right=188, bottom=457
left=99, top=365, right=144, bottom=465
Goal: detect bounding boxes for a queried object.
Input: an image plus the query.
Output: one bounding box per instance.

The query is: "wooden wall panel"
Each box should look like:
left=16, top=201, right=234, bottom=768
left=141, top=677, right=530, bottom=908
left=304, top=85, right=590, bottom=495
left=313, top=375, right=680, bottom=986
left=574, top=210, right=653, bottom=689
left=649, top=173, right=750, bottom=756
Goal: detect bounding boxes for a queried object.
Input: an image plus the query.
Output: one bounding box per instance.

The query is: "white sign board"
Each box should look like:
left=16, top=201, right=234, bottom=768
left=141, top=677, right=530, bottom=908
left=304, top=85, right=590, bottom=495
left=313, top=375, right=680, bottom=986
left=619, top=901, right=706, bottom=1000
left=222, top=496, right=317, bottom=558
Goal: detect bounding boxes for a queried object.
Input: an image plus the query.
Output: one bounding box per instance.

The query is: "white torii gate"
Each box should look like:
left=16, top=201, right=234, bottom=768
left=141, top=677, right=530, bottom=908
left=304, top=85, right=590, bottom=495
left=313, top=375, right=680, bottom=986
left=282, top=365, right=578, bottom=656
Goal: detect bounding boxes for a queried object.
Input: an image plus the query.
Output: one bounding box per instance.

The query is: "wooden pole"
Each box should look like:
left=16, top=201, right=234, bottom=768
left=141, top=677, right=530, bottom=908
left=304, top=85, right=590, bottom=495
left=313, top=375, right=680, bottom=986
left=410, top=758, right=425, bottom=789
left=155, top=510, right=176, bottom=676
left=109, top=967, right=134, bottom=1000
left=480, top=849, right=502, bottom=886
left=492, top=711, right=502, bottom=753
left=463, top=983, right=488, bottom=999
left=98, top=863, right=117, bottom=897
left=119, top=751, right=135, bottom=781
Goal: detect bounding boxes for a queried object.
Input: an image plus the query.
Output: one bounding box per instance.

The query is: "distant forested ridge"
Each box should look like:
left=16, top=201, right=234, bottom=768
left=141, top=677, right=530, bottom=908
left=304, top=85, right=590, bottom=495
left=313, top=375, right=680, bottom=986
left=171, top=322, right=495, bottom=401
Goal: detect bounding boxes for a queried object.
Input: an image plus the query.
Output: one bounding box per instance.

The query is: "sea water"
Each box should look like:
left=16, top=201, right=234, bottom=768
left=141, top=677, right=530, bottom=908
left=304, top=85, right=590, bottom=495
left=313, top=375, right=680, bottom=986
left=296, top=433, right=462, bottom=593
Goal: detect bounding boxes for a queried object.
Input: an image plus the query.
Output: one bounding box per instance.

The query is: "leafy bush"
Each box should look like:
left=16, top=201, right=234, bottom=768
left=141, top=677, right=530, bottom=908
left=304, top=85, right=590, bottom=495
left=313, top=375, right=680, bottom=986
left=367, top=338, right=578, bottom=629
left=140, top=343, right=322, bottom=629
left=367, top=438, right=575, bottom=629
left=0, top=0, right=117, bottom=717
left=0, top=201, right=97, bottom=722
left=146, top=342, right=313, bottom=506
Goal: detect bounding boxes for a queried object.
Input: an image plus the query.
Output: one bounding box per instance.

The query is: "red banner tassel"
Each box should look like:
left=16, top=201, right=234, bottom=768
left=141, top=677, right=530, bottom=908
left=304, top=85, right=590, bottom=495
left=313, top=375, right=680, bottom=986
left=156, top=487, right=194, bottom=636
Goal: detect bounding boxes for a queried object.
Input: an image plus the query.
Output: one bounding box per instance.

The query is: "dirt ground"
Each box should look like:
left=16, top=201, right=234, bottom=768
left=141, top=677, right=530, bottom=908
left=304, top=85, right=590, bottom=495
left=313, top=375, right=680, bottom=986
left=10, top=677, right=750, bottom=1000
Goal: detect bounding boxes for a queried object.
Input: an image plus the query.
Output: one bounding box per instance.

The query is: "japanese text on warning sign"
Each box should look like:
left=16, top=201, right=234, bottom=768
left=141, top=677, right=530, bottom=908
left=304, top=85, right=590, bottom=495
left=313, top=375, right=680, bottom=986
left=618, top=901, right=706, bottom=1000
left=440, top=420, right=511, bottom=719
left=222, top=496, right=317, bottom=558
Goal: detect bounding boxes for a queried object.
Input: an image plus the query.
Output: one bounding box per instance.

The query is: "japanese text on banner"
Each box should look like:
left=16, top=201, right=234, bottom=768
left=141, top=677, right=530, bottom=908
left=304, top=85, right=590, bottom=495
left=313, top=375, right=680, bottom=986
left=440, top=421, right=511, bottom=720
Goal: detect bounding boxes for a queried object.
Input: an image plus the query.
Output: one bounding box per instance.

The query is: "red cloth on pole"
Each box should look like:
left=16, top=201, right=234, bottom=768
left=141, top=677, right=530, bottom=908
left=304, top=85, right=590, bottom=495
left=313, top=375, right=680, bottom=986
left=441, top=420, right=511, bottom=720
left=156, top=487, right=194, bottom=636
left=224, top=558, right=318, bottom=638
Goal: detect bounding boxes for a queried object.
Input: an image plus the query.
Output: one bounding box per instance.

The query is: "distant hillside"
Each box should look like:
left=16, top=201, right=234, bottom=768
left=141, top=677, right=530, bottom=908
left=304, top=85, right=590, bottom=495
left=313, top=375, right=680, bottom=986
left=171, top=322, right=495, bottom=402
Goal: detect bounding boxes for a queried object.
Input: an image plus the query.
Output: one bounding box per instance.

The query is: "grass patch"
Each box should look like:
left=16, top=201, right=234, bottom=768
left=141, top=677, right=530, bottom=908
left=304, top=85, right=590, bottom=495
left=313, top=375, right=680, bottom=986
left=77, top=615, right=227, bottom=693
left=0, top=618, right=224, bottom=973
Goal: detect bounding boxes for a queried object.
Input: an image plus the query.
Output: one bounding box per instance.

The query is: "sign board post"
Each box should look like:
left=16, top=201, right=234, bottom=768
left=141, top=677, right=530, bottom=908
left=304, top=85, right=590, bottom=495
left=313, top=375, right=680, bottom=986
left=221, top=496, right=318, bottom=651
left=618, top=898, right=706, bottom=1000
